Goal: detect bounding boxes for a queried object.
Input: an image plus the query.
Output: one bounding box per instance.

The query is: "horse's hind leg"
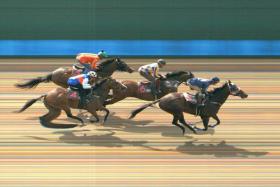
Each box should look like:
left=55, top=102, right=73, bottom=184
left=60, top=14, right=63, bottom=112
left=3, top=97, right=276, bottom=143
left=63, top=107, right=84, bottom=126
left=40, top=104, right=61, bottom=124
left=178, top=113, right=197, bottom=134
left=172, top=114, right=185, bottom=135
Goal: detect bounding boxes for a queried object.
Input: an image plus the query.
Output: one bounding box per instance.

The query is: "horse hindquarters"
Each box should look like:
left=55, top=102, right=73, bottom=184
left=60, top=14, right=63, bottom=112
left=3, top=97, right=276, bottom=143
left=51, top=68, right=73, bottom=88
left=40, top=99, right=62, bottom=124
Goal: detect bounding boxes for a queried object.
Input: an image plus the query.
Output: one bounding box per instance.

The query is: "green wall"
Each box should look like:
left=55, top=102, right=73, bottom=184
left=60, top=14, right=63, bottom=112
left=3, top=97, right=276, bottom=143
left=1, top=0, right=280, bottom=39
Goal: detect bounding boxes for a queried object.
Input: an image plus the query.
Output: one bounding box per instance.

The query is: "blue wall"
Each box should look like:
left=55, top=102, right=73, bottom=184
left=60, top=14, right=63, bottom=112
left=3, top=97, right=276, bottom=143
left=0, top=40, right=280, bottom=56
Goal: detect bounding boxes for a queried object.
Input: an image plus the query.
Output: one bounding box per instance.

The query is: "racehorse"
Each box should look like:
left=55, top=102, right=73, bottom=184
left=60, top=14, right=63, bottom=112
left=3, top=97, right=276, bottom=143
left=15, top=58, right=134, bottom=89
left=129, top=80, right=248, bottom=134
left=104, top=71, right=194, bottom=105
left=16, top=78, right=126, bottom=128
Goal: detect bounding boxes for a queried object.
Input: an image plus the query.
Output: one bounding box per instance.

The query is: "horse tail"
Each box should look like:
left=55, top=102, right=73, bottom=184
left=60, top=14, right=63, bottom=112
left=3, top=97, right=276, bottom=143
left=15, top=73, right=52, bottom=89
left=15, top=94, right=46, bottom=113
left=129, top=99, right=160, bottom=119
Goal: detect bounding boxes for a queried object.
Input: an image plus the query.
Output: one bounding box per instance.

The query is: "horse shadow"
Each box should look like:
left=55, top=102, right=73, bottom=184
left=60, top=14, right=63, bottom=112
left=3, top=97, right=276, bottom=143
left=175, top=140, right=268, bottom=158
left=77, top=111, right=204, bottom=138
left=27, top=130, right=162, bottom=151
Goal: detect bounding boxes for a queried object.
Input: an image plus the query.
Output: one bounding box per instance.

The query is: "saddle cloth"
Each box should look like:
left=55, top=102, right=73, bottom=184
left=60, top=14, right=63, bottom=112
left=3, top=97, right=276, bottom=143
left=183, top=92, right=197, bottom=104
left=138, top=81, right=152, bottom=93
left=67, top=89, right=80, bottom=100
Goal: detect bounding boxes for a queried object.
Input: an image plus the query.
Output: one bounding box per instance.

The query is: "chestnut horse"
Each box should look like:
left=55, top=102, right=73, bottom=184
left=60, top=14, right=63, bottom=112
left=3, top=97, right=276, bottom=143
left=16, top=78, right=126, bottom=128
left=104, top=71, right=194, bottom=105
left=15, top=58, right=134, bottom=89
left=129, top=81, right=248, bottom=134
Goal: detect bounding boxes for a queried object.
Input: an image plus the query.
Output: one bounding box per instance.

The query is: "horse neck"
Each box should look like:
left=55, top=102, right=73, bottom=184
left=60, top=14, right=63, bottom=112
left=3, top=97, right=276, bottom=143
left=210, top=85, right=230, bottom=105
left=100, top=61, right=116, bottom=76
left=168, top=74, right=188, bottom=83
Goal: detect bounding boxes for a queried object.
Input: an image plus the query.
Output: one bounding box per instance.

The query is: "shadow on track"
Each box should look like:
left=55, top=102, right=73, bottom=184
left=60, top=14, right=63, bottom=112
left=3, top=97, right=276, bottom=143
left=27, top=130, right=162, bottom=152
left=76, top=112, right=212, bottom=137
left=175, top=140, right=268, bottom=158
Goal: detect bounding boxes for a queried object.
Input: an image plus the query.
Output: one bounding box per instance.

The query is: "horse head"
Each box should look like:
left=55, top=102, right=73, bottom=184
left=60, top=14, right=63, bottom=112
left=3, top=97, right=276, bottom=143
left=114, top=58, right=134, bottom=73
left=227, top=80, right=248, bottom=99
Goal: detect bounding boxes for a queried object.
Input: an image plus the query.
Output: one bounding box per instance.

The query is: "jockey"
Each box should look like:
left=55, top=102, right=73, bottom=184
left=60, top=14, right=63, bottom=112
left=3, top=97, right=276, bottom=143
left=138, top=59, right=166, bottom=98
left=67, top=71, right=98, bottom=107
left=186, top=77, right=220, bottom=106
left=75, top=50, right=108, bottom=73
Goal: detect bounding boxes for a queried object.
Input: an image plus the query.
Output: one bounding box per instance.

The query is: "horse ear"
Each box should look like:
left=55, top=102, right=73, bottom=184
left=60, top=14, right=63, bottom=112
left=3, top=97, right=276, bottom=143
left=228, top=80, right=232, bottom=84
left=115, top=58, right=120, bottom=62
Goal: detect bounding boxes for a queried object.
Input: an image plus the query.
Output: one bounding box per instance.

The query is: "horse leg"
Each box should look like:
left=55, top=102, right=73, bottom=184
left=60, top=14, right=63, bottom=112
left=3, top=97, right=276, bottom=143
left=100, top=106, right=110, bottom=124
left=172, top=114, right=185, bottom=135
left=178, top=113, right=197, bottom=134
left=63, top=107, right=85, bottom=126
left=39, top=106, right=61, bottom=124
left=88, top=110, right=100, bottom=123
left=209, top=114, right=220, bottom=128
left=195, top=116, right=210, bottom=131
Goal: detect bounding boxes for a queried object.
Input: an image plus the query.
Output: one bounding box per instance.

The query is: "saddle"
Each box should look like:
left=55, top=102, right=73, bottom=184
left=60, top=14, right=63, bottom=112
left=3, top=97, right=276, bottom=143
left=73, top=63, right=85, bottom=70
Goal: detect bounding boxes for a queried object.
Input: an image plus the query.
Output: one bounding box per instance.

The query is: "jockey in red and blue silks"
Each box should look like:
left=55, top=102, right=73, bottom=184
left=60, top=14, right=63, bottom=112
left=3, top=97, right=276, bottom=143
left=67, top=71, right=98, bottom=106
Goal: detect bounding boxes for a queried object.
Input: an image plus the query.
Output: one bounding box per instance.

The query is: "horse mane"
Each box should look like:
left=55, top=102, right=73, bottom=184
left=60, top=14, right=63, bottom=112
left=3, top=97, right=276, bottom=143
left=209, top=83, right=228, bottom=94
left=95, top=58, right=115, bottom=71
left=165, top=71, right=188, bottom=78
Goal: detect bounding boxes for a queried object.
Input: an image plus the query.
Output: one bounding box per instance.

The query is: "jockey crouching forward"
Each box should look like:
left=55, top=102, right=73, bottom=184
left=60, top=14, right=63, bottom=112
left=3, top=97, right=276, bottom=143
left=75, top=50, right=108, bottom=73
left=138, top=59, right=166, bottom=99
left=186, top=77, right=220, bottom=107
left=67, top=71, right=98, bottom=108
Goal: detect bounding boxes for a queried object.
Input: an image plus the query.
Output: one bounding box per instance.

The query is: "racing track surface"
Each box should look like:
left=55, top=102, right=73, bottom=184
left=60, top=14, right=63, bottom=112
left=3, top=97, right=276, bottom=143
left=0, top=58, right=280, bottom=187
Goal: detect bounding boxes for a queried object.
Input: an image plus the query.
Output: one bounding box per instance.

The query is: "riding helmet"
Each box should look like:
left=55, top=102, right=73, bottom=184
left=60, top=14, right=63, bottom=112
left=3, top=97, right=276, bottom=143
left=212, top=77, right=220, bottom=82
left=157, top=59, right=166, bottom=65
left=98, top=50, right=108, bottom=58
left=87, top=71, right=97, bottom=78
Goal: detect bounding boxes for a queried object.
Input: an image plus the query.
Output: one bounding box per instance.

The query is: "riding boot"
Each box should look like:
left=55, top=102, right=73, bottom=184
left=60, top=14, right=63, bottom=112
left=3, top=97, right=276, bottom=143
left=151, top=81, right=159, bottom=100
left=81, top=64, right=91, bottom=74
left=78, top=91, right=87, bottom=109
left=155, top=78, right=161, bottom=93
left=195, top=93, right=205, bottom=116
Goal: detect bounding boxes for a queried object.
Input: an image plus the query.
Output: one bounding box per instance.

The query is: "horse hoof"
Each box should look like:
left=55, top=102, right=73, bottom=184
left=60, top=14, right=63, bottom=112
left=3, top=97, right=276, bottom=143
left=90, top=120, right=99, bottom=123
left=209, top=125, right=217, bottom=128
left=79, top=123, right=86, bottom=127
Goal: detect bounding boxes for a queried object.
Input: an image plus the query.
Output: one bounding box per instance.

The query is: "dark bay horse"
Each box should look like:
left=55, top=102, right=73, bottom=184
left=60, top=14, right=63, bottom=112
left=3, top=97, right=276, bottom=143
left=129, top=81, right=248, bottom=134
left=104, top=71, right=194, bottom=105
left=16, top=78, right=126, bottom=128
left=15, top=58, right=134, bottom=89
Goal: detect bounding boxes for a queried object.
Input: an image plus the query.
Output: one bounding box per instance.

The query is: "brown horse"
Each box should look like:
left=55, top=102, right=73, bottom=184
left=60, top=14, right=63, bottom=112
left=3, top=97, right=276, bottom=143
left=16, top=78, right=126, bottom=128
left=129, top=81, right=248, bottom=134
left=104, top=71, right=194, bottom=105
left=15, top=58, right=134, bottom=89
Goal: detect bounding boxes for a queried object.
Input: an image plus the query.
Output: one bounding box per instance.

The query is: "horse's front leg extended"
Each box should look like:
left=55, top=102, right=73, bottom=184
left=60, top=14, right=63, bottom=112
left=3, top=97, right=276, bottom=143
left=209, top=114, right=220, bottom=128
left=195, top=116, right=209, bottom=131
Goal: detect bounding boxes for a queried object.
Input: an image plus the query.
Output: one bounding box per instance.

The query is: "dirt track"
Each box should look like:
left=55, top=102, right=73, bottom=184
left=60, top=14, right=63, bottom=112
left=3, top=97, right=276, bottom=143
left=0, top=59, right=280, bottom=187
